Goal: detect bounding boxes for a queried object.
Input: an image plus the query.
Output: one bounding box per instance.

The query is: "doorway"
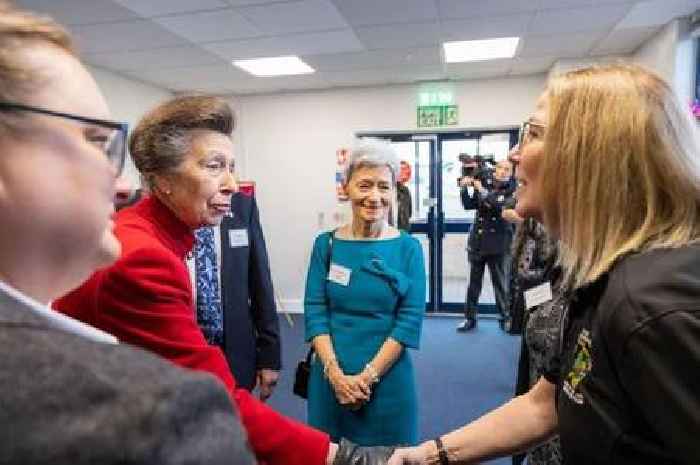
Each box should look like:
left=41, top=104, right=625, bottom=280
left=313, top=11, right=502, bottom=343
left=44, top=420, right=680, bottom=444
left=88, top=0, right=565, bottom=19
left=358, top=129, right=518, bottom=313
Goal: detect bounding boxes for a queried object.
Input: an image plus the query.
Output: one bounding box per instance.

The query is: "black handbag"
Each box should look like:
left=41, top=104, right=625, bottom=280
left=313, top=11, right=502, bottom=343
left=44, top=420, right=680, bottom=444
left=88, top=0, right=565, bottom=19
left=293, top=230, right=335, bottom=399
left=293, top=348, right=314, bottom=399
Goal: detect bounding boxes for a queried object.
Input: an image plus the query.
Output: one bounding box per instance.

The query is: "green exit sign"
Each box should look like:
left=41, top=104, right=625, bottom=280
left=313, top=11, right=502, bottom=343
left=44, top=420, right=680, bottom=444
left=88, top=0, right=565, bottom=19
left=417, top=105, right=458, bottom=128
left=418, top=90, right=454, bottom=106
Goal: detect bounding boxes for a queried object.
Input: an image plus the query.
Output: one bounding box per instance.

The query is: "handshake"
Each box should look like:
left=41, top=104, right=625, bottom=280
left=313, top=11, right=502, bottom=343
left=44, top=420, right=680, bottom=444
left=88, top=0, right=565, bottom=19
left=334, top=439, right=428, bottom=465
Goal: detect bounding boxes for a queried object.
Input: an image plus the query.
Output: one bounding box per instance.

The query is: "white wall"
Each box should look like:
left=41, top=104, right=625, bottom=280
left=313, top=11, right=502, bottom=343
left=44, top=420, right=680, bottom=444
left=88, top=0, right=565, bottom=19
left=634, top=18, right=697, bottom=105
left=634, top=20, right=679, bottom=84
left=232, top=75, right=546, bottom=310
left=88, top=65, right=172, bottom=186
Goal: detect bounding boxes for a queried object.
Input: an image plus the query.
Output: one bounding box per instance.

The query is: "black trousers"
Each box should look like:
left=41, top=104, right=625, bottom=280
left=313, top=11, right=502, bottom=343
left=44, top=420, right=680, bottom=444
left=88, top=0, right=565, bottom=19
left=464, top=252, right=509, bottom=320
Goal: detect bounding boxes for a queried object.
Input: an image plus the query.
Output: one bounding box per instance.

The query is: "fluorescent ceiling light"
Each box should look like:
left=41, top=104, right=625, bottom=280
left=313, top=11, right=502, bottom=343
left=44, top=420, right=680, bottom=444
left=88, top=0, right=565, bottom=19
left=443, top=37, right=520, bottom=63
left=233, top=55, right=314, bottom=77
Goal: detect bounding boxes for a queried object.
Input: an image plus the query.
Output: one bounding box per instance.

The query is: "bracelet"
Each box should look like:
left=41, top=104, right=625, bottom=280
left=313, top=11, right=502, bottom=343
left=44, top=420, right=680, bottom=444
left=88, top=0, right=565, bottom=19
left=364, top=362, right=380, bottom=384
left=434, top=437, right=449, bottom=465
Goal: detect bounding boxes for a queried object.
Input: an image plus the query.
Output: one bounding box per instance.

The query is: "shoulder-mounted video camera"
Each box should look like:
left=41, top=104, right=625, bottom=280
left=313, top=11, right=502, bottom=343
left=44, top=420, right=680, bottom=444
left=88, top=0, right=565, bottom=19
left=458, top=153, right=496, bottom=184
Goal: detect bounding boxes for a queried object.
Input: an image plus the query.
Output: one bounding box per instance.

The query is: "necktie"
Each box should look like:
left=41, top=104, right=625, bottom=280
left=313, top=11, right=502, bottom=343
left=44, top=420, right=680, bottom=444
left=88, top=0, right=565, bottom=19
left=194, top=227, right=224, bottom=346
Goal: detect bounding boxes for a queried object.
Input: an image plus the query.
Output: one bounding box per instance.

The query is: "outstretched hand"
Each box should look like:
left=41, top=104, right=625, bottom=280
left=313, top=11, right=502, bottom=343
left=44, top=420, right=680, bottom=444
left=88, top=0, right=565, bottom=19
left=387, top=445, right=428, bottom=465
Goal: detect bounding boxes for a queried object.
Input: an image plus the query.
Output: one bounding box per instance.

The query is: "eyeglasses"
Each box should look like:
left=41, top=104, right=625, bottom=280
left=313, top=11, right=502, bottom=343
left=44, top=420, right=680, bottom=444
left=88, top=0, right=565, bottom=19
left=0, top=102, right=128, bottom=176
left=518, top=120, right=546, bottom=148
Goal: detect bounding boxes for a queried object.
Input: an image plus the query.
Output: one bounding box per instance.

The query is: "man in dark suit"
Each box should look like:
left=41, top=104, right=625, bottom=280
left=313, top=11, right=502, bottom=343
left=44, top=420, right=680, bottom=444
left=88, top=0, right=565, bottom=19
left=458, top=160, right=516, bottom=331
left=192, top=192, right=282, bottom=400
left=219, top=193, right=282, bottom=398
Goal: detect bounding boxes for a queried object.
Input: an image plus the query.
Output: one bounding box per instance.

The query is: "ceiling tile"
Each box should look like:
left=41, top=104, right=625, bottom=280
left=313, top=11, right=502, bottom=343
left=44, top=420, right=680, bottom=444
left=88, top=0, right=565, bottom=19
left=85, top=46, right=224, bottom=72
left=455, top=69, right=514, bottom=81
left=437, top=0, right=539, bottom=20
left=70, top=20, right=189, bottom=54
left=204, top=29, right=364, bottom=60
left=355, top=22, right=442, bottom=50
left=529, top=3, right=635, bottom=35
left=537, top=0, right=636, bottom=9
left=223, top=0, right=297, bottom=5
left=440, top=13, right=532, bottom=42
left=591, top=25, right=660, bottom=54
left=238, top=0, right=349, bottom=34
left=112, top=0, right=229, bottom=17
left=15, top=0, right=138, bottom=25
left=509, top=56, right=556, bottom=74
left=331, top=0, right=439, bottom=27
left=616, top=0, right=700, bottom=29
left=153, top=8, right=262, bottom=43
left=304, top=47, right=441, bottom=71
left=519, top=31, right=604, bottom=57
left=170, top=73, right=332, bottom=95
left=446, top=58, right=513, bottom=78
left=321, top=66, right=445, bottom=87
left=124, top=64, right=251, bottom=88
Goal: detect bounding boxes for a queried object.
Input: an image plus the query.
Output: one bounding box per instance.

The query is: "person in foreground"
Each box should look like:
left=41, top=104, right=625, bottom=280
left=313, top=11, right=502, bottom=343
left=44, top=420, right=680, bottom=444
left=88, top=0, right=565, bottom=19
left=388, top=64, right=700, bottom=465
left=54, top=95, right=393, bottom=465
left=0, top=3, right=253, bottom=463
left=304, top=138, right=426, bottom=446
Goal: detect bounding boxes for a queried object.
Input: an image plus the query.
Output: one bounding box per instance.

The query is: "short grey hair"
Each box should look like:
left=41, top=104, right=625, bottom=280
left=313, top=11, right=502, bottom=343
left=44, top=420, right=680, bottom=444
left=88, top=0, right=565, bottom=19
left=343, top=138, right=400, bottom=184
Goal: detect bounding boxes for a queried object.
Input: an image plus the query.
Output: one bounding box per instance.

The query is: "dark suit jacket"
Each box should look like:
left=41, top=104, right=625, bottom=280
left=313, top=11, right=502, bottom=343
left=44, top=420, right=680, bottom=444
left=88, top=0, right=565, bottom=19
left=461, top=178, right=516, bottom=257
left=0, top=284, right=253, bottom=465
left=220, top=193, right=281, bottom=390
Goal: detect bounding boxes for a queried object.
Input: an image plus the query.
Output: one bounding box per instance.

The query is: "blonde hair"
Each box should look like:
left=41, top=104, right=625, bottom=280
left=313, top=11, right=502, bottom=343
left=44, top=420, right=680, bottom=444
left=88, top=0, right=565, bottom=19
left=540, top=64, right=700, bottom=289
left=0, top=1, right=74, bottom=103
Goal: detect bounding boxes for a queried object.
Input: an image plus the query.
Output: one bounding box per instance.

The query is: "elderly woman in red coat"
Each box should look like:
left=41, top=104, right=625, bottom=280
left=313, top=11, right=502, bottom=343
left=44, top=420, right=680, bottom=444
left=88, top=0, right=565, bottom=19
left=54, top=95, right=392, bottom=465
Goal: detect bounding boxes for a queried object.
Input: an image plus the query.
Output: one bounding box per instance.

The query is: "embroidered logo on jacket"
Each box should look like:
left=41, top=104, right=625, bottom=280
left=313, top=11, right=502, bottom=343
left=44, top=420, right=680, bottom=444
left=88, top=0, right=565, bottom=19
left=563, top=329, right=592, bottom=405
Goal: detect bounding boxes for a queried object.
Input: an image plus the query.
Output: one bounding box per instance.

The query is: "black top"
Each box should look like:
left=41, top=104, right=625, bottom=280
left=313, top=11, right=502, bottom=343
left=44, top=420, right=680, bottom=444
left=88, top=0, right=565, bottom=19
left=461, top=179, right=515, bottom=256
left=546, top=244, right=700, bottom=465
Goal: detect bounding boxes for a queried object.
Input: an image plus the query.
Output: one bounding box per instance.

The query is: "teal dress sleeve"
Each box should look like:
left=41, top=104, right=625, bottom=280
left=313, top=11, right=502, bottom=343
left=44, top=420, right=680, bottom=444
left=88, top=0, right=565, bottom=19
left=389, top=236, right=426, bottom=349
left=304, top=232, right=331, bottom=341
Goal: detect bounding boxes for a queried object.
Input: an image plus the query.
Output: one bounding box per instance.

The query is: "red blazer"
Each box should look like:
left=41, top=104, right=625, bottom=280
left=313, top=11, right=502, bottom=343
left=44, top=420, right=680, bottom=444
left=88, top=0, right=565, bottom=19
left=54, top=196, right=329, bottom=465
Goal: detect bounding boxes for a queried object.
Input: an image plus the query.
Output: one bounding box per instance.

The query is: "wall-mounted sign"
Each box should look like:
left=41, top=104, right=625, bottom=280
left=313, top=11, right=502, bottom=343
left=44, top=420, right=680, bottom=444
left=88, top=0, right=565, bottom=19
left=418, top=90, right=454, bottom=106
left=417, top=104, right=459, bottom=128
left=335, top=148, right=349, bottom=201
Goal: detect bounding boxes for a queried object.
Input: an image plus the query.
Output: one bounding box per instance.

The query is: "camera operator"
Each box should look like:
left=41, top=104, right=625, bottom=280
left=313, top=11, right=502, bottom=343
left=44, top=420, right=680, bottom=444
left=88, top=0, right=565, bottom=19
left=457, top=157, right=515, bottom=332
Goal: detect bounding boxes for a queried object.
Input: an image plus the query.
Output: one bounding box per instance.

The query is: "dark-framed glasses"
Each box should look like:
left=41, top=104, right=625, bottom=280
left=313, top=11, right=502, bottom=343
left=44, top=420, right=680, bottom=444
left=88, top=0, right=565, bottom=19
left=0, top=102, right=128, bottom=176
left=518, top=120, right=546, bottom=148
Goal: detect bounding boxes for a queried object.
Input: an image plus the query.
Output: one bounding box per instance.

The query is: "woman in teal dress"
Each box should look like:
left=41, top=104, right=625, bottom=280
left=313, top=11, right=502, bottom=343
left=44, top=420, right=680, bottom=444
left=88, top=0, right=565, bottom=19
left=304, top=138, right=426, bottom=446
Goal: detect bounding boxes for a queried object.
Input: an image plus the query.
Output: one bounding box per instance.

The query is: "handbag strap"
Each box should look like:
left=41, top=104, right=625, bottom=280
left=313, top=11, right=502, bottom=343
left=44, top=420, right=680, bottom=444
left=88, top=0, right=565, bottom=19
left=326, top=228, right=335, bottom=271
left=304, top=229, right=337, bottom=361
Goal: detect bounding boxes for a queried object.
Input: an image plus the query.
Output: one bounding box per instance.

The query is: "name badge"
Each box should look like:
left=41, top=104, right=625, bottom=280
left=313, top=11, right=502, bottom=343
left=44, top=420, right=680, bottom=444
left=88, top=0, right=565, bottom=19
left=524, top=281, right=553, bottom=309
left=498, top=195, right=505, bottom=203
left=228, top=229, right=249, bottom=248
left=327, top=263, right=351, bottom=286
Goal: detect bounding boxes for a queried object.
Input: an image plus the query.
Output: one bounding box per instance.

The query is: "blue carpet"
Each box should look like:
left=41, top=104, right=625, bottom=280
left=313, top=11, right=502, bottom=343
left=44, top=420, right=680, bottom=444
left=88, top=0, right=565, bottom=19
left=265, top=315, right=520, bottom=465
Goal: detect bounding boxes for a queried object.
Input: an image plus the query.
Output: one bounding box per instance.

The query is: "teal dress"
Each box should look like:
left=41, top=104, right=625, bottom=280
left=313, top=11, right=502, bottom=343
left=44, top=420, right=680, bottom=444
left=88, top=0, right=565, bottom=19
left=304, top=231, right=426, bottom=446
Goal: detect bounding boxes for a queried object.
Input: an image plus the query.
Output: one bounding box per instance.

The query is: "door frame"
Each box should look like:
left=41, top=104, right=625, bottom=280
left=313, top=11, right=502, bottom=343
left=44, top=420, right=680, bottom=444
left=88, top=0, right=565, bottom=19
left=357, top=128, right=519, bottom=313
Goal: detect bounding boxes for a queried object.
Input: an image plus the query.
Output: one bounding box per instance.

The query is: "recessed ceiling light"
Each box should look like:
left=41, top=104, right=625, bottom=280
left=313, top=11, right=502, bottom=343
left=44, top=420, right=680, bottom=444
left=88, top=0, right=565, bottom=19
left=443, top=37, right=520, bottom=63
left=232, top=55, right=315, bottom=77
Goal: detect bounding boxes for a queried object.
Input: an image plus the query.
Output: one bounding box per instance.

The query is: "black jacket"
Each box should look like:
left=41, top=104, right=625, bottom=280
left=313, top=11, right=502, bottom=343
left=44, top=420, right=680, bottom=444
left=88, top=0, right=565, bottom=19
left=461, top=178, right=515, bottom=256
left=549, top=245, right=700, bottom=465
left=219, top=194, right=281, bottom=390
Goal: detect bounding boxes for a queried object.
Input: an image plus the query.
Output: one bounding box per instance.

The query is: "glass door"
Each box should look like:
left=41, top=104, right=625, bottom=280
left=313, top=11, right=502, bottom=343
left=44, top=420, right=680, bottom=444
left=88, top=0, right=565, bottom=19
left=358, top=129, right=518, bottom=313
left=384, top=135, right=437, bottom=310
left=439, top=131, right=516, bottom=313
